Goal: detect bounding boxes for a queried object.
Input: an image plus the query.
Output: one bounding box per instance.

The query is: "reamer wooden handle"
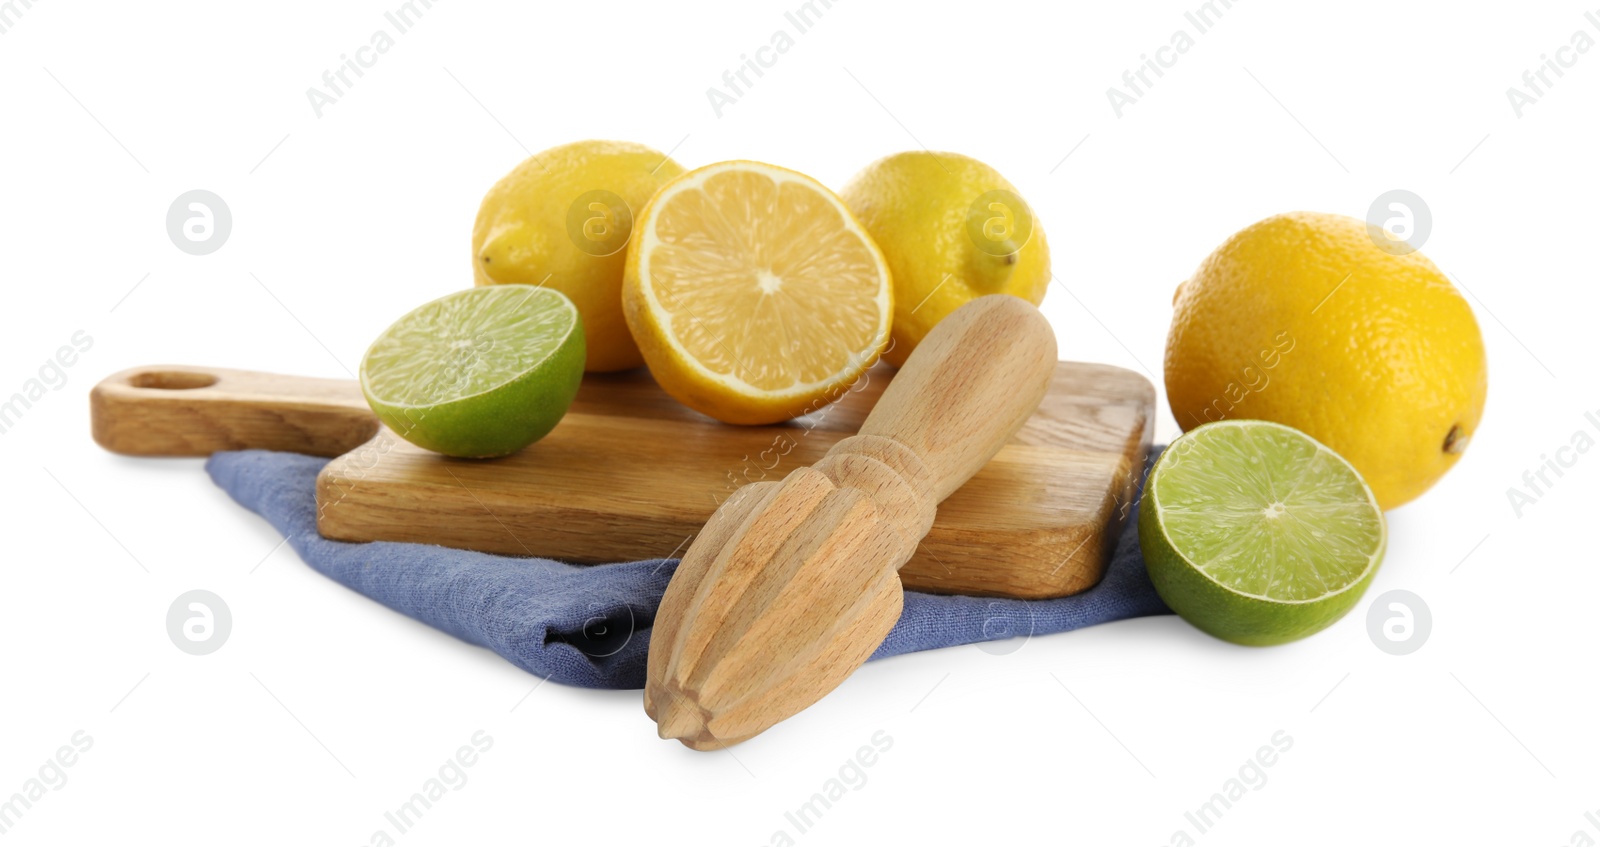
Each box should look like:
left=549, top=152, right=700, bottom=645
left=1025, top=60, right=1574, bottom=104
left=645, top=295, right=1058, bottom=749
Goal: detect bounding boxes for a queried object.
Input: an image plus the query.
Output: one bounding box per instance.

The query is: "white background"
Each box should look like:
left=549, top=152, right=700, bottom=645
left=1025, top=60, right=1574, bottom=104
left=2, top=0, right=1597, bottom=844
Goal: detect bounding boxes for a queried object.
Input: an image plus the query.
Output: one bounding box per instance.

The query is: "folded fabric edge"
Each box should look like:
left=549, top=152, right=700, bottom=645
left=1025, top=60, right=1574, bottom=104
left=204, top=448, right=1169, bottom=691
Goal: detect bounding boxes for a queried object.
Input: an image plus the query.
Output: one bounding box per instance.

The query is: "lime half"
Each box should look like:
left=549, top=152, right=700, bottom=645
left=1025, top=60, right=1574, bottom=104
left=360, top=285, right=584, bottom=458
left=1140, top=420, right=1386, bottom=645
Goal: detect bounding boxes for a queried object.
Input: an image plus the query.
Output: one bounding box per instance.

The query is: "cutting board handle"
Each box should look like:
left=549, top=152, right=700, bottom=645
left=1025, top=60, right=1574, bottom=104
left=90, top=365, right=377, bottom=458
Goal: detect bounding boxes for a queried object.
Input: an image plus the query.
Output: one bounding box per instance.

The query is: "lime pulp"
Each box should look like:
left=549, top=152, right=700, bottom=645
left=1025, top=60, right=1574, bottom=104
left=1139, top=420, right=1386, bottom=645
left=359, top=285, right=585, bottom=458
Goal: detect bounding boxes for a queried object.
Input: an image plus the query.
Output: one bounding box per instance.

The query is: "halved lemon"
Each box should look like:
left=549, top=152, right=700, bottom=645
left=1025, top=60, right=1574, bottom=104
left=622, top=160, right=892, bottom=424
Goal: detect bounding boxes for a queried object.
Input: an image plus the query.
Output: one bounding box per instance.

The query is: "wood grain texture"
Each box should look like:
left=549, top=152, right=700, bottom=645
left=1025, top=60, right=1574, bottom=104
left=89, top=354, right=1152, bottom=600
left=317, top=357, right=1151, bottom=599
left=646, top=295, right=1063, bottom=749
left=90, top=365, right=377, bottom=458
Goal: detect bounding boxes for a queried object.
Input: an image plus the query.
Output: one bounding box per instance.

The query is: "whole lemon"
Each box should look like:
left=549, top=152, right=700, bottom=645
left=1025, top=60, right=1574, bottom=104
left=1164, top=212, right=1488, bottom=510
left=472, top=140, right=685, bottom=372
left=840, top=151, right=1050, bottom=367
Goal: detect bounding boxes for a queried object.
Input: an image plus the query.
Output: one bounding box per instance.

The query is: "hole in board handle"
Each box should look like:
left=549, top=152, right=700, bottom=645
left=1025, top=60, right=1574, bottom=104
left=128, top=371, right=218, bottom=390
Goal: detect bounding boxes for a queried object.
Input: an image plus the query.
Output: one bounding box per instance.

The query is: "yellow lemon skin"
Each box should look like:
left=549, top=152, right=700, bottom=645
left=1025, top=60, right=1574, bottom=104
left=472, top=140, right=684, bottom=372
left=1164, top=212, right=1488, bottom=510
left=839, top=151, right=1050, bottom=367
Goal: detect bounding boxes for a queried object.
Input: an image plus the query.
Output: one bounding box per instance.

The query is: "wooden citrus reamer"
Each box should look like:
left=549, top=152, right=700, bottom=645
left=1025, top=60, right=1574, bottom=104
left=645, top=295, right=1058, bottom=749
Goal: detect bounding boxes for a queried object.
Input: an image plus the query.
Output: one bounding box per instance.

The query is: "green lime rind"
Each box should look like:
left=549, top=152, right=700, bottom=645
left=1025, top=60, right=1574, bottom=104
left=360, top=286, right=585, bottom=458
left=1139, top=420, right=1386, bottom=646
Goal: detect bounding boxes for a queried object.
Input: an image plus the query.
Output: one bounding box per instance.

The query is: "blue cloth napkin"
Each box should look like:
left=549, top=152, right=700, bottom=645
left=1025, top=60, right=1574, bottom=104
left=205, top=448, right=1170, bottom=689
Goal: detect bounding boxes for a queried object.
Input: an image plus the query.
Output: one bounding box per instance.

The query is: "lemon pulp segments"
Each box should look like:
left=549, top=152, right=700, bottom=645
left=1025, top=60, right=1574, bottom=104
left=626, top=161, right=891, bottom=424
left=1142, top=420, right=1386, bottom=645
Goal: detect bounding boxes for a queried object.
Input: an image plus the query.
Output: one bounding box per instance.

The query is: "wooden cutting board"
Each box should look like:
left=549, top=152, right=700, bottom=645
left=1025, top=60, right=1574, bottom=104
left=91, top=362, right=1152, bottom=599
